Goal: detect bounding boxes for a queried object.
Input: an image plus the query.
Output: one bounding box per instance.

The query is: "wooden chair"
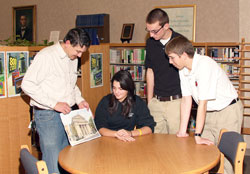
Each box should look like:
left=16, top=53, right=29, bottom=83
left=20, top=145, right=49, bottom=174
left=215, top=129, right=247, bottom=174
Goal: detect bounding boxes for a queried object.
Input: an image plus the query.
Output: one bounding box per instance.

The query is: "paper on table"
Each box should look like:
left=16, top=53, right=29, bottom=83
left=60, top=108, right=101, bottom=146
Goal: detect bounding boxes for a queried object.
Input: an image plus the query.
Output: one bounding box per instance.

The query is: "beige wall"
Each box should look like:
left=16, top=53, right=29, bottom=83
left=0, top=0, right=239, bottom=44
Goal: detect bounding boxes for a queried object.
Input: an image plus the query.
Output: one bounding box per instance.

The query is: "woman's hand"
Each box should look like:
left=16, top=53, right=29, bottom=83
left=115, top=129, right=135, bottom=142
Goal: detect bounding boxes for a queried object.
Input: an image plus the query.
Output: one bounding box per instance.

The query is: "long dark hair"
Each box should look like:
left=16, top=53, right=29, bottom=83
left=108, top=70, right=135, bottom=117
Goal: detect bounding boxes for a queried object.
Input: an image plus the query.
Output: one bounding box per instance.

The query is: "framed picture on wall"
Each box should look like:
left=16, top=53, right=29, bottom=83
left=120, top=23, right=135, bottom=43
left=156, top=5, right=196, bottom=42
left=90, top=53, right=103, bottom=88
left=12, top=5, right=36, bottom=43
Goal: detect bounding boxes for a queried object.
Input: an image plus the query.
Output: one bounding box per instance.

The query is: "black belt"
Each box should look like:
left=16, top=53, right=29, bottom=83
left=156, top=94, right=182, bottom=102
left=229, top=98, right=239, bottom=106
left=34, top=104, right=79, bottom=111
left=33, top=106, right=46, bottom=110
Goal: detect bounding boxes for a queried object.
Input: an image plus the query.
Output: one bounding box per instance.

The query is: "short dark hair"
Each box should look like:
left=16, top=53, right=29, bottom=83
left=146, top=8, right=169, bottom=26
left=165, top=35, right=195, bottom=58
left=109, top=70, right=135, bottom=117
left=63, top=27, right=91, bottom=48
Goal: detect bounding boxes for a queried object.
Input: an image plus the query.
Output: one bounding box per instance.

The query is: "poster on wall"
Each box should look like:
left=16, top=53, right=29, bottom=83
left=158, top=5, right=196, bottom=42
left=90, top=53, right=103, bottom=88
left=6, top=51, right=29, bottom=97
left=0, top=52, right=7, bottom=98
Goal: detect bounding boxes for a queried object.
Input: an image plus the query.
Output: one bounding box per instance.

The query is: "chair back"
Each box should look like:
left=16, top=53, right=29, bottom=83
left=218, top=129, right=246, bottom=174
left=20, top=145, right=49, bottom=174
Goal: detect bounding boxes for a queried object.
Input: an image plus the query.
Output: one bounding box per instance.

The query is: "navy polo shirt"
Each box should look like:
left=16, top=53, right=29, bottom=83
left=145, top=29, right=182, bottom=97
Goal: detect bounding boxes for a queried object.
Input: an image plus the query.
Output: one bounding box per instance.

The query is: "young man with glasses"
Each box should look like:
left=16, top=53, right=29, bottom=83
left=21, top=27, right=91, bottom=173
left=145, top=8, right=183, bottom=134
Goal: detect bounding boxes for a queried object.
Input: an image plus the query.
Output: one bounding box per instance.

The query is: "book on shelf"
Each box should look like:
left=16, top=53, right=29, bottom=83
left=217, top=63, right=239, bottom=79
left=135, top=82, right=147, bottom=98
left=110, top=48, right=146, bottom=64
left=110, top=65, right=146, bottom=81
left=60, top=108, right=101, bottom=146
left=208, top=47, right=239, bottom=62
left=194, top=47, right=205, bottom=55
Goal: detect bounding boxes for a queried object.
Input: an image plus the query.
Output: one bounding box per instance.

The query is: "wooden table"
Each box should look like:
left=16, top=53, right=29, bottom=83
left=59, top=134, right=220, bottom=174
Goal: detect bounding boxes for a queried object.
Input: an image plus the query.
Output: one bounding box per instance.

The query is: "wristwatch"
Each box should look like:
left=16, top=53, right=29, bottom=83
left=194, top=133, right=201, bottom=137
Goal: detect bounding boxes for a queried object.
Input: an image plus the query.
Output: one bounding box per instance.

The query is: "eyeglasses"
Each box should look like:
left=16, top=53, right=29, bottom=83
left=145, top=25, right=164, bottom=34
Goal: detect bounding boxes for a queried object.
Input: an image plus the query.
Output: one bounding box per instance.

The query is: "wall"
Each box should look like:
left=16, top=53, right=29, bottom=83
left=0, top=0, right=239, bottom=44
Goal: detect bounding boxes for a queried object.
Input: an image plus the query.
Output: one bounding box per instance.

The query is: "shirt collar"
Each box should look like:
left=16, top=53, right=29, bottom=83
left=182, top=53, right=198, bottom=76
left=56, top=41, right=68, bottom=59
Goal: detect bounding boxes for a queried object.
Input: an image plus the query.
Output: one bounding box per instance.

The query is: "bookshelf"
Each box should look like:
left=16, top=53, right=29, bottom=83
left=76, top=14, right=110, bottom=44
left=109, top=43, right=146, bottom=98
left=238, top=38, right=250, bottom=135
left=193, top=42, right=240, bottom=91
left=109, top=42, right=240, bottom=100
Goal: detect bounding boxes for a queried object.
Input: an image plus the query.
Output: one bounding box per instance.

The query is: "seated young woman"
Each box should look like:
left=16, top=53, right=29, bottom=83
left=94, top=70, right=156, bottom=142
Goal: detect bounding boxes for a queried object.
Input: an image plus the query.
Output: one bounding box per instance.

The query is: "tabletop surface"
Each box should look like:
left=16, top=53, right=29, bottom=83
left=59, top=134, right=220, bottom=174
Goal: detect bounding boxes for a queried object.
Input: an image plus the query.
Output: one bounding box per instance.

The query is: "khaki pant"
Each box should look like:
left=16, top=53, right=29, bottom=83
left=148, top=98, right=181, bottom=134
left=202, top=100, right=243, bottom=174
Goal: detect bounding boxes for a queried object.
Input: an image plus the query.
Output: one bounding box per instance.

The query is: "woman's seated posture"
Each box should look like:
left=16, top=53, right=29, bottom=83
left=94, top=70, right=156, bottom=142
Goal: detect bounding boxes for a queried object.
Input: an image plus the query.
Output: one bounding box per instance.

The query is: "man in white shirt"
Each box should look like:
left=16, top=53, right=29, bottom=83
left=165, top=35, right=243, bottom=174
left=21, top=28, right=91, bottom=173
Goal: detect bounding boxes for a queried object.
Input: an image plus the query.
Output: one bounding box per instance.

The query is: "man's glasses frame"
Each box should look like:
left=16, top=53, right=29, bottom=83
left=145, top=24, right=165, bottom=35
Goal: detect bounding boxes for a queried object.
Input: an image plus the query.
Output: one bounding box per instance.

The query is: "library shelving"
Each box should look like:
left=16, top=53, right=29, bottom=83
left=109, top=43, right=146, bottom=98
left=190, top=42, right=240, bottom=130
left=76, top=14, right=110, bottom=44
left=109, top=42, right=240, bottom=99
left=193, top=42, right=240, bottom=91
left=238, top=38, right=250, bottom=135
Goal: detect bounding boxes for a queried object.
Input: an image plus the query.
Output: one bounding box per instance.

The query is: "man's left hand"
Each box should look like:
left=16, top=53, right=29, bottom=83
left=78, top=100, right=89, bottom=110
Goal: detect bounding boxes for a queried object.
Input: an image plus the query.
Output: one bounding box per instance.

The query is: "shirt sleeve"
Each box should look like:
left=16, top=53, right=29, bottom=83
left=21, top=52, right=57, bottom=109
left=134, top=96, right=156, bottom=132
left=145, top=39, right=153, bottom=69
left=179, top=70, right=192, bottom=97
left=94, top=96, right=110, bottom=130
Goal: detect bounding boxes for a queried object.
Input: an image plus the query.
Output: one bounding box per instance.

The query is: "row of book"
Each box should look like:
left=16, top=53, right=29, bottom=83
left=218, top=63, right=239, bottom=79
left=135, top=82, right=146, bottom=98
left=212, top=57, right=239, bottom=63
left=208, top=47, right=239, bottom=58
left=110, top=48, right=146, bottom=64
left=194, top=47, right=206, bottom=55
left=195, top=47, right=239, bottom=58
left=110, top=65, right=146, bottom=81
